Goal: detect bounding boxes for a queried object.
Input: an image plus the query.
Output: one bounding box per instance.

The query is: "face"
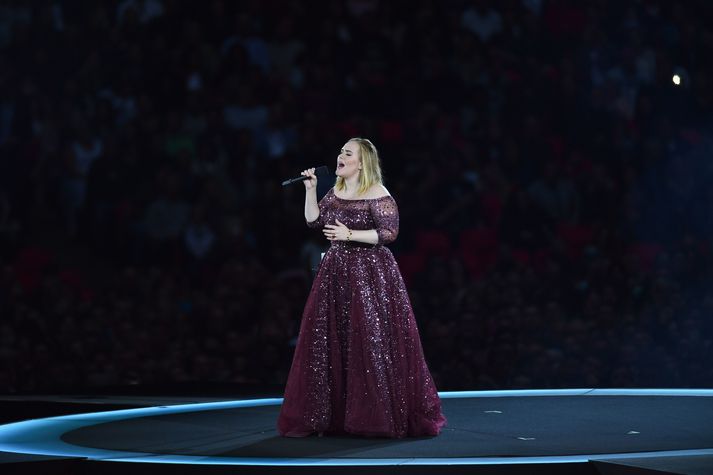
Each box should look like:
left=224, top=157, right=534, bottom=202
left=336, top=141, right=361, bottom=178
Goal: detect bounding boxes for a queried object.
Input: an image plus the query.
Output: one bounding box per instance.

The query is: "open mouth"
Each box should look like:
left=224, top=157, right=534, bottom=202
left=337, top=161, right=346, bottom=169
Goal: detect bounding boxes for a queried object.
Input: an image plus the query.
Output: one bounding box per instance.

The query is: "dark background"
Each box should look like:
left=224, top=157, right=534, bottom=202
left=1, top=0, right=712, bottom=395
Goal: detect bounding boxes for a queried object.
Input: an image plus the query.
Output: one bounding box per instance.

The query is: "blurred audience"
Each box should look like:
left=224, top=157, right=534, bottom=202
left=0, top=0, right=712, bottom=393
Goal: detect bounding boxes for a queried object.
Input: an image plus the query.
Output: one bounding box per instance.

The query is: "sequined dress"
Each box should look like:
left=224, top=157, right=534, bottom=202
left=277, top=188, right=447, bottom=438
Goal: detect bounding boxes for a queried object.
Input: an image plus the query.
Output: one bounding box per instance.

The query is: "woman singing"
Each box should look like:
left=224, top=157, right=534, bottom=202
left=277, top=138, right=446, bottom=438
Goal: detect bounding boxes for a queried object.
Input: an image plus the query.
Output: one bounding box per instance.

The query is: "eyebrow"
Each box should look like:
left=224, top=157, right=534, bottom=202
left=341, top=148, right=353, bottom=154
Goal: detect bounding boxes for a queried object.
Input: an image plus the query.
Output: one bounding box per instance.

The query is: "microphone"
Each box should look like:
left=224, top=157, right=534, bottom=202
left=281, top=166, right=329, bottom=186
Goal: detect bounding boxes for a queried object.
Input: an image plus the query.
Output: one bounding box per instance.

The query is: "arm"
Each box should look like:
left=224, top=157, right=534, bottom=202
left=301, top=167, right=322, bottom=228
left=369, top=196, right=399, bottom=244
left=347, top=229, right=380, bottom=245
left=323, top=219, right=379, bottom=244
left=305, top=188, right=321, bottom=227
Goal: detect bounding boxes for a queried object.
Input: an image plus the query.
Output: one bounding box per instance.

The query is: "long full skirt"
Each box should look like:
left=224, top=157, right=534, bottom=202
left=277, top=243, right=446, bottom=438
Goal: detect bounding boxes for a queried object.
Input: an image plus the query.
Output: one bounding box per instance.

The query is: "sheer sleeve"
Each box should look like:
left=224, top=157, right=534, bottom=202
left=370, top=196, right=399, bottom=244
left=306, top=189, right=334, bottom=228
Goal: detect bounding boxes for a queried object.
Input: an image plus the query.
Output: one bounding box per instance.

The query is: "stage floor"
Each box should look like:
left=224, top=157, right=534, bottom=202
left=1, top=389, right=712, bottom=474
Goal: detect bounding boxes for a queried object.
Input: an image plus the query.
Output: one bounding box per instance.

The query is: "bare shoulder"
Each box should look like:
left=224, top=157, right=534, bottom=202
left=366, top=184, right=392, bottom=199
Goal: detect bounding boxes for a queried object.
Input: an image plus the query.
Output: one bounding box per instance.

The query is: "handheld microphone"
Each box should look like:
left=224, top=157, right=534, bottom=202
left=282, top=166, right=329, bottom=186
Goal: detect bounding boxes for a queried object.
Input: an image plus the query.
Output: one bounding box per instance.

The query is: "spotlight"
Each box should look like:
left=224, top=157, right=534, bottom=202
left=672, top=66, right=689, bottom=88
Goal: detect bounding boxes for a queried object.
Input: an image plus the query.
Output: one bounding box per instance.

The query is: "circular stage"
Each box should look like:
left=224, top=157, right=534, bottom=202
left=1, top=389, right=712, bottom=474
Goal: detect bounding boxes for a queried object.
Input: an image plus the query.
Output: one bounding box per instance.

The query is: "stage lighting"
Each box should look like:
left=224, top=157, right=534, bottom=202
left=672, top=66, right=689, bottom=88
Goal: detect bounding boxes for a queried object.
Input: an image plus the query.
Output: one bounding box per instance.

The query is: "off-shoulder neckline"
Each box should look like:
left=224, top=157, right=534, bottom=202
left=329, top=188, right=392, bottom=201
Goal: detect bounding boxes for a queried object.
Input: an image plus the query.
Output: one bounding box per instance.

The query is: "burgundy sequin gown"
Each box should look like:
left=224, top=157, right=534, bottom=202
left=277, top=188, right=447, bottom=438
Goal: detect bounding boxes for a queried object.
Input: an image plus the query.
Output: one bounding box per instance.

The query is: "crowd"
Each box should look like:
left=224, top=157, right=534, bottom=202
left=1, top=0, right=712, bottom=393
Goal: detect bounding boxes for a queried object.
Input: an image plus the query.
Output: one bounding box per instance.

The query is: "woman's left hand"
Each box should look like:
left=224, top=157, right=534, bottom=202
left=323, top=219, right=350, bottom=241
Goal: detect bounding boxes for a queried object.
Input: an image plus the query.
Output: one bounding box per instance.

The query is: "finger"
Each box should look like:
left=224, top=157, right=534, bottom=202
left=335, top=219, right=343, bottom=226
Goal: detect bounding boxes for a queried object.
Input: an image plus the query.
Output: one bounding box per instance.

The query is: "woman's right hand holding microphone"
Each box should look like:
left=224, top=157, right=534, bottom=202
left=301, top=168, right=317, bottom=190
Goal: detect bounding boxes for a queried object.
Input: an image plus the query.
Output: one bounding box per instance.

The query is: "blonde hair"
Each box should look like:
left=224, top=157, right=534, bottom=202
left=335, top=137, right=384, bottom=195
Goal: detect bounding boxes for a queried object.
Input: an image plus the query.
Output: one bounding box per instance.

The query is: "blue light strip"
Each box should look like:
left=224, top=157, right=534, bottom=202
left=0, top=389, right=711, bottom=467
left=439, top=388, right=713, bottom=398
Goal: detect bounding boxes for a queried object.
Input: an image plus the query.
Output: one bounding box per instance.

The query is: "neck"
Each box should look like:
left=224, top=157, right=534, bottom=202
left=344, top=174, right=360, bottom=194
